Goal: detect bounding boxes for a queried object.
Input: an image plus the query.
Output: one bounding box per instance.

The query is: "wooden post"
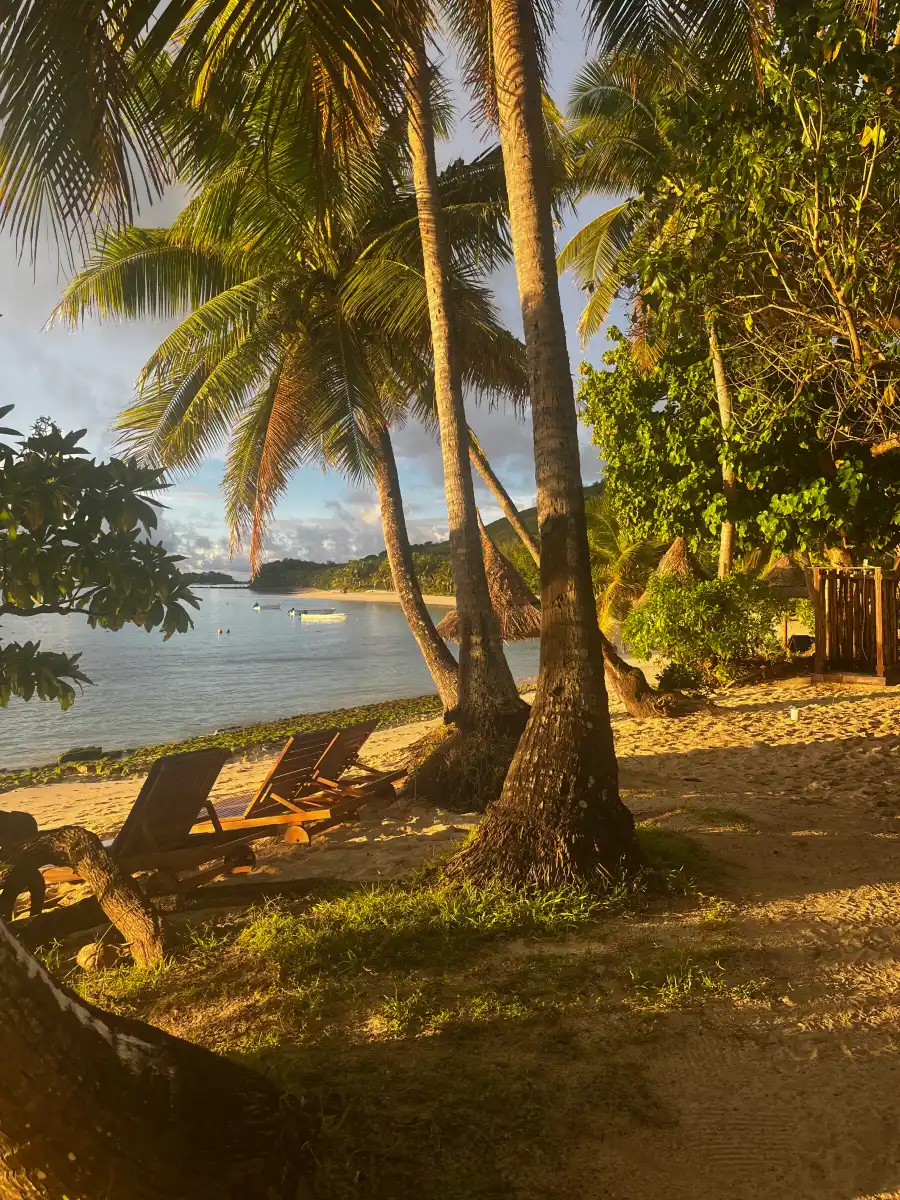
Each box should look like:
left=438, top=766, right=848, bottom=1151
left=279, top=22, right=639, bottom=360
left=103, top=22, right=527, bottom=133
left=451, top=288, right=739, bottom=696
left=813, top=568, right=825, bottom=675
left=875, top=566, right=885, bottom=678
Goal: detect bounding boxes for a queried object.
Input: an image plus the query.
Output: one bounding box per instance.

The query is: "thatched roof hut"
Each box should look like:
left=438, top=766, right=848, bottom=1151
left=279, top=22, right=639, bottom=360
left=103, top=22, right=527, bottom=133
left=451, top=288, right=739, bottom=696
left=762, top=555, right=809, bottom=599
left=436, top=517, right=541, bottom=643
left=656, top=536, right=706, bottom=580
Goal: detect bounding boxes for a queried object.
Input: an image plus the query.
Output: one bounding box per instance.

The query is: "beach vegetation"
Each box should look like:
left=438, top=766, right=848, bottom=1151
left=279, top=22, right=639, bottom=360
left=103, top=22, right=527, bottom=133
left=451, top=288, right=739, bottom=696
left=623, top=573, right=791, bottom=685
left=0, top=410, right=198, bottom=711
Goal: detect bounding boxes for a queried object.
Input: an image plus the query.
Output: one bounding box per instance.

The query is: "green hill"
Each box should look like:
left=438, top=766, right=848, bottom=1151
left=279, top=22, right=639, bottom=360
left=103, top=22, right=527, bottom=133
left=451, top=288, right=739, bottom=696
left=408, top=480, right=604, bottom=554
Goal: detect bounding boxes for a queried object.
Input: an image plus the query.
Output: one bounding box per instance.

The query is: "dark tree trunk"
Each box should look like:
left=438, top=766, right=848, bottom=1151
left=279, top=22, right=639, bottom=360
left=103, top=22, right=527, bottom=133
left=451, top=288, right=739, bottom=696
left=448, top=0, right=640, bottom=886
left=1, top=826, right=164, bottom=965
left=599, top=633, right=668, bottom=719
left=406, top=34, right=523, bottom=729
left=468, top=429, right=540, bottom=565
left=371, top=424, right=459, bottom=710
left=0, top=919, right=308, bottom=1199
left=706, top=316, right=737, bottom=578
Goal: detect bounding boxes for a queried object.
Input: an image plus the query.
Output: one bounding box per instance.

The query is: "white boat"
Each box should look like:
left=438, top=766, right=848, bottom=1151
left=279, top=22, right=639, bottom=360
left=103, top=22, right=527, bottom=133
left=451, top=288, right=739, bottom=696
left=252, top=603, right=281, bottom=611
left=300, top=611, right=347, bottom=622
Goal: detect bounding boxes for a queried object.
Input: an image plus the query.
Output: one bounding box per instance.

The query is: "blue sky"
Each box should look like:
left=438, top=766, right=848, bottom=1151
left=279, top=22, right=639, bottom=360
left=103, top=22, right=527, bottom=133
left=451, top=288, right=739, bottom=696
left=0, top=1, right=622, bottom=578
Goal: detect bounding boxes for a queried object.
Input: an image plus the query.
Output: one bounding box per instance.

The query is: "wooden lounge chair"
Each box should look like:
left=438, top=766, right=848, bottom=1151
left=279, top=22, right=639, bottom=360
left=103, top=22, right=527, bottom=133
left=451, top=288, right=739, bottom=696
left=241, top=721, right=405, bottom=823
left=42, top=748, right=292, bottom=892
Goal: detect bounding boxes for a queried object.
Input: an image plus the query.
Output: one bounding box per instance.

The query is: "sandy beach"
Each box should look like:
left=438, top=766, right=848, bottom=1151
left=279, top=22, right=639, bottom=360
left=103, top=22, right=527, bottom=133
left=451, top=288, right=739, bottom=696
left=291, top=587, right=454, bottom=607
left=11, top=676, right=900, bottom=884
left=13, top=678, right=900, bottom=1198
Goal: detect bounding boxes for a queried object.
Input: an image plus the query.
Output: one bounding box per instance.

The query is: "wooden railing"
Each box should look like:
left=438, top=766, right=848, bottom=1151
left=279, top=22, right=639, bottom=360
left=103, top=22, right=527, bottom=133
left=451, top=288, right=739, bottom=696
left=813, top=566, right=900, bottom=681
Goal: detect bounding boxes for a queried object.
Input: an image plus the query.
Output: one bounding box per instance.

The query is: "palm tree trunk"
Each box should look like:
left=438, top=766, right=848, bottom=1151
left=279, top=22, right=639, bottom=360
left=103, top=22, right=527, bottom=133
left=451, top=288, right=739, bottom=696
left=468, top=428, right=540, bottom=564
left=448, top=0, right=640, bottom=886
left=0, top=911, right=307, bottom=1199
left=371, top=423, right=459, bottom=711
left=406, top=35, right=523, bottom=729
left=706, top=316, right=737, bottom=578
left=467, top=438, right=661, bottom=717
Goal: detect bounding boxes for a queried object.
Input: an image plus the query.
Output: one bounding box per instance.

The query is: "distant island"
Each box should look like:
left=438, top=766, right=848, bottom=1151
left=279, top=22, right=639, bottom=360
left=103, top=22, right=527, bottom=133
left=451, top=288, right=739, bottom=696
left=182, top=570, right=246, bottom=586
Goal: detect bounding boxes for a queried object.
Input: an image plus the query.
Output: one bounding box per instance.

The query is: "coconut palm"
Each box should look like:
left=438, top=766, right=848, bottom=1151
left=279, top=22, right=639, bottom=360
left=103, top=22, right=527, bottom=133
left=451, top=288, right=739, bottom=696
left=54, top=129, right=528, bottom=718
left=0, top=0, right=427, bottom=253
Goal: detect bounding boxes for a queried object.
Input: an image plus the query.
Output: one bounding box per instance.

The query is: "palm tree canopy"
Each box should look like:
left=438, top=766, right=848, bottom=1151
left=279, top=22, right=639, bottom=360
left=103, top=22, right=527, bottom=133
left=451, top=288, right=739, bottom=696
left=0, top=0, right=427, bottom=252
left=53, top=130, right=528, bottom=571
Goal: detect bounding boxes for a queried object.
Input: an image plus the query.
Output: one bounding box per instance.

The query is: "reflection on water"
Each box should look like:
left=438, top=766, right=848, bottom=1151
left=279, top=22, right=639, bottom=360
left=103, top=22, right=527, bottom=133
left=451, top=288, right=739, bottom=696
left=0, top=591, right=539, bottom=769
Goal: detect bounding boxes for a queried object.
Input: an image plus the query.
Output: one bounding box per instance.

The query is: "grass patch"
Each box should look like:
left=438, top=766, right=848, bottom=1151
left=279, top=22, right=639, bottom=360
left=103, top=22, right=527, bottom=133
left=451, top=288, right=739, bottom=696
left=0, top=693, right=444, bottom=793
left=628, top=949, right=763, bottom=1010
left=237, top=878, right=627, bottom=983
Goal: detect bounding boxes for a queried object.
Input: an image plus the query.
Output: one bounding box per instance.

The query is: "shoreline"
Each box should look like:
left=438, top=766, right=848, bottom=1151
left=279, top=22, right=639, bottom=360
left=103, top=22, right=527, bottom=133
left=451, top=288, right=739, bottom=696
left=291, top=588, right=455, bottom=607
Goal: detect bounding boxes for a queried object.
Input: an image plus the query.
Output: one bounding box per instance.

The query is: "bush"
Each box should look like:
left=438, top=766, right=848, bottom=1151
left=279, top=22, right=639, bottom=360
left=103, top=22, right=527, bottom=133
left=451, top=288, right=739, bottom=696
left=655, top=661, right=709, bottom=694
left=622, top=573, right=789, bottom=683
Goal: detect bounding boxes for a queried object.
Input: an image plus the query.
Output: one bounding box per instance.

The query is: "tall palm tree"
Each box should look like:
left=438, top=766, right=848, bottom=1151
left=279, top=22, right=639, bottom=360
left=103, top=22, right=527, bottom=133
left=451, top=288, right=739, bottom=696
left=54, top=133, right=528, bottom=717
left=445, top=0, right=643, bottom=887
left=405, top=35, right=526, bottom=733
left=557, top=48, right=745, bottom=575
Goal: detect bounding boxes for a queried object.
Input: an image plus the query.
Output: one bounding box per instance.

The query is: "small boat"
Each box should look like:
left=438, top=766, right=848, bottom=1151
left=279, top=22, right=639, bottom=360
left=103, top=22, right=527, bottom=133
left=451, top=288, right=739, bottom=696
left=252, top=603, right=281, bottom=611
left=300, top=611, right=347, bottom=622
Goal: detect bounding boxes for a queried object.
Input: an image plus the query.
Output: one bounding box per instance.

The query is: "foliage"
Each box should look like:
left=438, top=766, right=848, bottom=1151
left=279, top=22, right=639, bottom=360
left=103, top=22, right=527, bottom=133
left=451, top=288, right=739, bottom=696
left=655, top=661, right=708, bottom=694
left=0, top=693, right=445, bottom=792
left=623, top=573, right=790, bottom=682
left=0, top=409, right=197, bottom=710
left=579, top=332, right=900, bottom=557
left=583, top=489, right=662, bottom=629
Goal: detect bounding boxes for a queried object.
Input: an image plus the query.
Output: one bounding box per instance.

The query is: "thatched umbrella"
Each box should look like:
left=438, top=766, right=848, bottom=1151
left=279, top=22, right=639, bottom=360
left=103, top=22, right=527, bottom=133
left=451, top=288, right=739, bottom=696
left=762, top=554, right=809, bottom=599
left=436, top=514, right=541, bottom=643
left=656, top=536, right=706, bottom=580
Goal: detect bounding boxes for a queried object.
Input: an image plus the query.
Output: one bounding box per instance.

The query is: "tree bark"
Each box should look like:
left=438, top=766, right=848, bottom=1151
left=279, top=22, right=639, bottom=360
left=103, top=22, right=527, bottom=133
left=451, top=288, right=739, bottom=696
left=406, top=35, right=523, bottom=729
left=599, top=632, right=668, bottom=718
left=468, top=428, right=540, bottom=565
left=1, top=827, right=164, bottom=966
left=706, top=316, right=737, bottom=578
left=371, top=424, right=459, bottom=710
left=448, top=0, right=639, bottom=886
left=0, top=918, right=308, bottom=1199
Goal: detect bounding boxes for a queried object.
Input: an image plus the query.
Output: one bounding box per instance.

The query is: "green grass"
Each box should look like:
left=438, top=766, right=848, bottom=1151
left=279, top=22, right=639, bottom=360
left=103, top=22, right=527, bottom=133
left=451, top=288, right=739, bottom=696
left=628, top=949, right=764, bottom=1010
left=71, top=854, right=774, bottom=1200
left=0, top=692, right=444, bottom=793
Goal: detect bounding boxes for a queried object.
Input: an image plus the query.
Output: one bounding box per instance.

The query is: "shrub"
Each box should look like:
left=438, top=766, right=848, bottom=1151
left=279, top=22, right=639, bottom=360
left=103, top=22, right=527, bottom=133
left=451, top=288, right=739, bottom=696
left=655, top=661, right=709, bottom=694
left=622, top=573, right=788, bottom=683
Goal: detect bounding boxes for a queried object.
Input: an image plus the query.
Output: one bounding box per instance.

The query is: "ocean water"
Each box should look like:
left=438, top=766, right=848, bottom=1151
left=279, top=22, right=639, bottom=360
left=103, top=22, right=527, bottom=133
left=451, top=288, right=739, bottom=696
left=0, top=590, right=540, bottom=769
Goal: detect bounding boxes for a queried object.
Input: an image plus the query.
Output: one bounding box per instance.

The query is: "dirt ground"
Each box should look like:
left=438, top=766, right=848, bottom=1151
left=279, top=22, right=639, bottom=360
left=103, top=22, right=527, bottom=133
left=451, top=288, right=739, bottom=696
left=18, top=677, right=900, bottom=1199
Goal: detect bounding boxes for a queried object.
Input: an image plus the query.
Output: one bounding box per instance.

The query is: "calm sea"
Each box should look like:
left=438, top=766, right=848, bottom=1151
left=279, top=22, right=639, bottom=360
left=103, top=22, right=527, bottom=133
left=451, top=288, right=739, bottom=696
left=0, top=590, right=540, bottom=769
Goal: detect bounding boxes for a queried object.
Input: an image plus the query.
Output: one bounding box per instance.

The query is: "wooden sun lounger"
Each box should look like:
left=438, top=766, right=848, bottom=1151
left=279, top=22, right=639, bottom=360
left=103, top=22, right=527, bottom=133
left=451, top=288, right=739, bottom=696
left=42, top=748, right=303, bottom=891
left=241, top=721, right=405, bottom=823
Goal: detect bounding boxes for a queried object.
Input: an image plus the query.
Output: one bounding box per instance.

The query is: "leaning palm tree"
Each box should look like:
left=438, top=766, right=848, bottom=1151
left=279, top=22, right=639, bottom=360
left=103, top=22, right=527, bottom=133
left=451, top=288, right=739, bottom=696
left=54, top=130, right=528, bottom=727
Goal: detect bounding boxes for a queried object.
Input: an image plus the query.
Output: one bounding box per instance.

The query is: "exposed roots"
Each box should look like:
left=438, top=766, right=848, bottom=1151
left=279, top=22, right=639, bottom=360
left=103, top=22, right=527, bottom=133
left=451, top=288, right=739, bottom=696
left=444, top=696, right=643, bottom=888
left=400, top=723, right=524, bottom=813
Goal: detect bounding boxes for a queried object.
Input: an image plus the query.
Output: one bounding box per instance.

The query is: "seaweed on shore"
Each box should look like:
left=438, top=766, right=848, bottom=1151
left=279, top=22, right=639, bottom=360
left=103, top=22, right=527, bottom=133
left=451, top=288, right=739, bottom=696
left=0, top=694, right=444, bottom=794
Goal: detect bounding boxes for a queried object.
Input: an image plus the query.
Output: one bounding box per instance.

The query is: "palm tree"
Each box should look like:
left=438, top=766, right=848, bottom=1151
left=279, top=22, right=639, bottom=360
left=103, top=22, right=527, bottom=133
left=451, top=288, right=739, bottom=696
left=54, top=132, right=528, bottom=720
left=445, top=0, right=643, bottom=887
left=405, top=35, right=526, bottom=736
left=557, top=48, right=746, bottom=576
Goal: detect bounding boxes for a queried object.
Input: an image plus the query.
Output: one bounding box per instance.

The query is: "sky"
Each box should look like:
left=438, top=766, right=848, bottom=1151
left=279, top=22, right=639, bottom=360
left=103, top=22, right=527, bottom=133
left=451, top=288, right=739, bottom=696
left=0, top=2, right=622, bottom=579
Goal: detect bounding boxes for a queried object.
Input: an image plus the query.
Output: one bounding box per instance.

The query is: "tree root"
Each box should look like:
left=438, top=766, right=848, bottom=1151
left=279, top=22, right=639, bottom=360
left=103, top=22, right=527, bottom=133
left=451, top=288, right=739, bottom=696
left=399, top=720, right=525, bottom=812
left=1, top=826, right=165, bottom=965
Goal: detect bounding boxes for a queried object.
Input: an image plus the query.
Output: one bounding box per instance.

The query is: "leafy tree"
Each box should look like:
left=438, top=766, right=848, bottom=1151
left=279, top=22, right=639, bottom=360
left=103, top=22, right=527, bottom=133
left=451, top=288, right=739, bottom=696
left=0, top=408, right=197, bottom=710
left=579, top=333, right=900, bottom=559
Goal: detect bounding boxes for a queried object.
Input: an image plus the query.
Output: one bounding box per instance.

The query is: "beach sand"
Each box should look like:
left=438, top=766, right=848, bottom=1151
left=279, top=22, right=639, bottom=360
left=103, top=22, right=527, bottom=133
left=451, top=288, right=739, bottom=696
left=11, top=676, right=900, bottom=886
left=291, top=587, right=454, bottom=607
left=10, top=677, right=900, bottom=1199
